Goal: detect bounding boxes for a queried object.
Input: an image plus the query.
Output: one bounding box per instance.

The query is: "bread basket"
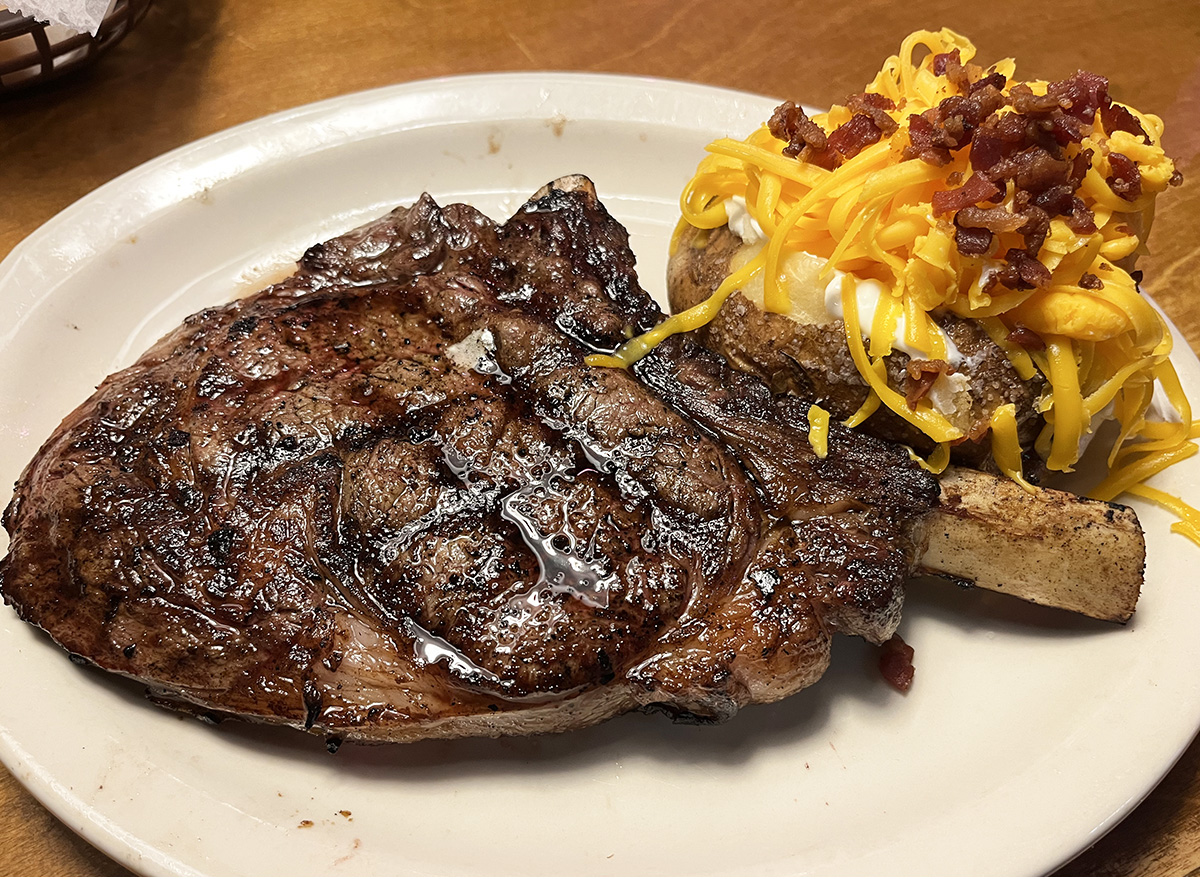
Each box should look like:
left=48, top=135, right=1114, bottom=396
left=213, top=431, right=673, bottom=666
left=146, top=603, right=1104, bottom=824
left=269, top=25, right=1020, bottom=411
left=0, top=0, right=153, bottom=94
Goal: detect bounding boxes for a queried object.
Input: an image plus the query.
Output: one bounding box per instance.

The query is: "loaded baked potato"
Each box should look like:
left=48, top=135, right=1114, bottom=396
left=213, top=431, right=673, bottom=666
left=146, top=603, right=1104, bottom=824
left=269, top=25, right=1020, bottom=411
left=610, top=28, right=1185, bottom=495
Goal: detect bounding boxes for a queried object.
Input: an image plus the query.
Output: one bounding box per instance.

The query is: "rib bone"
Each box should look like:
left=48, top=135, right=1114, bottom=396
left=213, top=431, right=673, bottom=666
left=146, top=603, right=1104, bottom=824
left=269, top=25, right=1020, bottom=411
left=913, top=466, right=1144, bottom=623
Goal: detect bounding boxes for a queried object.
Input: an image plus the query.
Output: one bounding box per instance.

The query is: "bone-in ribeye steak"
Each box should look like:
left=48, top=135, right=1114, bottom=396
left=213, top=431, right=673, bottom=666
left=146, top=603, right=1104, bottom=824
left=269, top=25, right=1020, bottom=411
left=0, top=177, right=938, bottom=743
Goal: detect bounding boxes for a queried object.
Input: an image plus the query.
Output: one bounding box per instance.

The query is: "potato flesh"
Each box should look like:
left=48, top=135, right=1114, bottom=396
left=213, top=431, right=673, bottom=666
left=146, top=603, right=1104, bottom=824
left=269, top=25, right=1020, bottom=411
left=728, top=244, right=830, bottom=327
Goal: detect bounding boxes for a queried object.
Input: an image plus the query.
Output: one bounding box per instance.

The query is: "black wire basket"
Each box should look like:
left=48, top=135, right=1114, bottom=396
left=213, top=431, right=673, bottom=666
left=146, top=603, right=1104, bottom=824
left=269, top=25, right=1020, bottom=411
left=0, top=0, right=153, bottom=94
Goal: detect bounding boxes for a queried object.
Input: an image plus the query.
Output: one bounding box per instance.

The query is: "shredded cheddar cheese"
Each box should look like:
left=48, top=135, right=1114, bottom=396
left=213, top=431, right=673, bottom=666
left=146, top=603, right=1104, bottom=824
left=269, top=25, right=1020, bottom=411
left=989, top=403, right=1035, bottom=491
left=591, top=29, right=1200, bottom=545
left=908, top=441, right=952, bottom=474
left=807, top=404, right=831, bottom=458
left=587, top=249, right=768, bottom=370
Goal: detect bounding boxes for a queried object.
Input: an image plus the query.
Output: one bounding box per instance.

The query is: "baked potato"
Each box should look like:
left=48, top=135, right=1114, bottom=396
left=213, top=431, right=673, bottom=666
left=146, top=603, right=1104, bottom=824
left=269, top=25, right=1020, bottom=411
left=667, top=223, right=1046, bottom=471
left=617, top=28, right=1187, bottom=491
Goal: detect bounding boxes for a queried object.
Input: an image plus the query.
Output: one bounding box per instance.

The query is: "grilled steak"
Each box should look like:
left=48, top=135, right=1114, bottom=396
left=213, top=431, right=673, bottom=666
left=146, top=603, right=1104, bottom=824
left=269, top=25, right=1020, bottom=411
left=0, top=176, right=938, bottom=743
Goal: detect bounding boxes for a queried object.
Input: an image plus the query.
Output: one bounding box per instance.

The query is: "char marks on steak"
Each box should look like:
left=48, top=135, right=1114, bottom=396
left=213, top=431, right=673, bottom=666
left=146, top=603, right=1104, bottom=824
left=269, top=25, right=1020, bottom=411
left=0, top=177, right=939, bottom=743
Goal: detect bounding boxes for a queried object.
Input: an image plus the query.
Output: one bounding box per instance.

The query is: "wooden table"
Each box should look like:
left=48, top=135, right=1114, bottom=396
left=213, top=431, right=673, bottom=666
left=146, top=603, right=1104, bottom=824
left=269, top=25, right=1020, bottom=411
left=1, top=0, right=1198, bottom=874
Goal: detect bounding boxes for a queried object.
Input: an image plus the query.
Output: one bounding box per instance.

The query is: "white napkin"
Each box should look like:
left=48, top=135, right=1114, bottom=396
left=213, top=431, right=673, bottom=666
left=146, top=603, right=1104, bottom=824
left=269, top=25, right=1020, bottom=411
left=7, top=0, right=111, bottom=36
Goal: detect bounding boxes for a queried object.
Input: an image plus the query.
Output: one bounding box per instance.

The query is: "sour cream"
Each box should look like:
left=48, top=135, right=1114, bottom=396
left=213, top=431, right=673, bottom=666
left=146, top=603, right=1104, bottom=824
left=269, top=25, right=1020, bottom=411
left=723, top=196, right=766, bottom=246
left=822, top=271, right=963, bottom=366
left=1148, top=378, right=1184, bottom=424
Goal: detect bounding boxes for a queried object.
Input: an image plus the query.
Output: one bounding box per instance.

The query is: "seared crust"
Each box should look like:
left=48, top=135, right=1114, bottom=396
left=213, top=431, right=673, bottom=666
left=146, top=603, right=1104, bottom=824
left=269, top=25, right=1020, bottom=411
left=0, top=179, right=940, bottom=743
left=667, top=223, right=1047, bottom=471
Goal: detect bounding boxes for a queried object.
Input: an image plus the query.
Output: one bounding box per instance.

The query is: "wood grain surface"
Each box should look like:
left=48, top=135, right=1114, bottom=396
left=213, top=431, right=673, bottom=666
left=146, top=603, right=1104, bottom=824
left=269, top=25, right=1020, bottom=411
left=1, top=0, right=1198, bottom=874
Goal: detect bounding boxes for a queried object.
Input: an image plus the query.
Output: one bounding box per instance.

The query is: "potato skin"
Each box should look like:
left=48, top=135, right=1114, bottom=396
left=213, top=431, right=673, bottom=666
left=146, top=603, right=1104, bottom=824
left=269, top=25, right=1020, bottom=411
left=667, top=223, right=1047, bottom=473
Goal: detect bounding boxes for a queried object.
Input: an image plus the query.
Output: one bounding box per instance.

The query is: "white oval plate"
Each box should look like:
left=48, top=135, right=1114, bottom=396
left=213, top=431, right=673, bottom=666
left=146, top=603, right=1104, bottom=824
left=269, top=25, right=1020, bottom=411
left=2, top=73, right=1199, bottom=877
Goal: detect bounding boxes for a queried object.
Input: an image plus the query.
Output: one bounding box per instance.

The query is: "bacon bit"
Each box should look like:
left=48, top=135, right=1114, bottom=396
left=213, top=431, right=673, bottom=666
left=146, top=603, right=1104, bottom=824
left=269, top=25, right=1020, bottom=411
left=845, top=92, right=899, bottom=136
left=809, top=147, right=843, bottom=170
left=1107, top=152, right=1143, bottom=201
left=1007, top=94, right=1085, bottom=150
left=769, top=101, right=828, bottom=158
left=1048, top=70, right=1110, bottom=123
left=1065, top=196, right=1098, bottom=234
left=970, top=112, right=1028, bottom=173
left=932, top=49, right=959, bottom=77
left=1070, top=148, right=1094, bottom=185
left=904, top=359, right=951, bottom=408
left=1032, top=183, right=1075, bottom=216
left=1001, top=148, right=1072, bottom=193
left=1008, top=83, right=1060, bottom=116
left=956, top=204, right=1025, bottom=233
left=1006, top=325, right=1046, bottom=350
left=985, top=251, right=1051, bottom=294
left=934, top=49, right=1004, bottom=98
left=849, top=91, right=897, bottom=111
left=954, top=222, right=993, bottom=256
left=971, top=71, right=1007, bottom=95
left=905, top=359, right=951, bottom=380
left=1079, top=272, right=1104, bottom=290
left=904, top=113, right=954, bottom=166
left=827, top=113, right=886, bottom=160
left=1101, top=101, right=1149, bottom=142
left=1016, top=204, right=1051, bottom=256
left=1005, top=248, right=1053, bottom=289
left=879, top=634, right=915, bottom=691
left=1049, top=111, right=1086, bottom=147
left=931, top=173, right=1001, bottom=216
left=939, top=49, right=972, bottom=94
left=904, top=67, right=1006, bottom=167
left=941, top=89, right=1007, bottom=146
left=955, top=224, right=993, bottom=255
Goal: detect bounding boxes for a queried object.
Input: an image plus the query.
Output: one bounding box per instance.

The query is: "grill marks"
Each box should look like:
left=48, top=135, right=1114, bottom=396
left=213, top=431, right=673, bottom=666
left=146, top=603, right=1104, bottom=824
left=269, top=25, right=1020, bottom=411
left=1, top=178, right=938, bottom=742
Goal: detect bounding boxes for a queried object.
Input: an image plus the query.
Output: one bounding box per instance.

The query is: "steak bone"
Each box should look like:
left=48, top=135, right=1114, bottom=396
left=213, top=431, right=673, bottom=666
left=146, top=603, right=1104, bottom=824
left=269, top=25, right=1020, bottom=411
left=914, top=467, right=1144, bottom=623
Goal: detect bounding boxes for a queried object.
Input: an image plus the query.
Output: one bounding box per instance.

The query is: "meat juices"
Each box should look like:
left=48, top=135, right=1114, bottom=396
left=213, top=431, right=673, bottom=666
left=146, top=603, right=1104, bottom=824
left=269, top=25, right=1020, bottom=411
left=0, top=177, right=938, bottom=743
